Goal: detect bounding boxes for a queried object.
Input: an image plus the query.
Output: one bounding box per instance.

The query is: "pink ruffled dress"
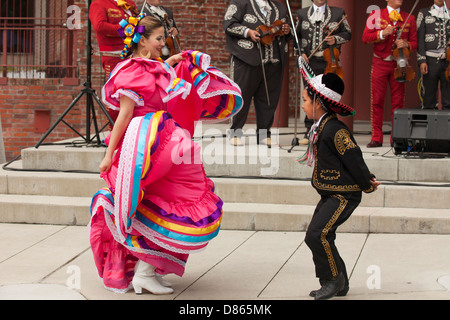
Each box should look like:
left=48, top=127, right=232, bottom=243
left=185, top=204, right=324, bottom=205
left=89, top=50, right=242, bottom=293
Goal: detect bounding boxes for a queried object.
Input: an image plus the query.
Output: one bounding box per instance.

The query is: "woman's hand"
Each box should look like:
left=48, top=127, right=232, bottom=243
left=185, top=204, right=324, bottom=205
left=166, top=53, right=185, bottom=67
left=99, top=154, right=112, bottom=173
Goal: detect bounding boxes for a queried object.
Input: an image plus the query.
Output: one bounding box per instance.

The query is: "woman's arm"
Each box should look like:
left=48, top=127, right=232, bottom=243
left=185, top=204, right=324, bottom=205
left=99, top=95, right=135, bottom=173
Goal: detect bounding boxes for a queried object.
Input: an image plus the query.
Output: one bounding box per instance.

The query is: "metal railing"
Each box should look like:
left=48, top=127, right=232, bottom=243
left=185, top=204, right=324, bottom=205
left=0, top=0, right=77, bottom=80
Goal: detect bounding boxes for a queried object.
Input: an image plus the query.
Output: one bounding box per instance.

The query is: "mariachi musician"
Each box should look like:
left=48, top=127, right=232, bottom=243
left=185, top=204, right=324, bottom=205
left=295, top=0, right=352, bottom=145
left=90, top=0, right=140, bottom=78
left=140, top=0, right=180, bottom=60
left=362, top=0, right=418, bottom=148
left=362, top=0, right=417, bottom=148
left=223, top=0, right=291, bottom=147
left=417, top=0, right=450, bottom=110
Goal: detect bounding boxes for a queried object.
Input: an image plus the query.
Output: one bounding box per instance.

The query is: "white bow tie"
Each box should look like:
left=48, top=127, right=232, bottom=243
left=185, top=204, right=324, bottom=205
left=430, top=7, right=449, bottom=20
left=256, top=0, right=271, bottom=15
left=149, top=5, right=166, bottom=18
left=310, top=8, right=325, bottom=23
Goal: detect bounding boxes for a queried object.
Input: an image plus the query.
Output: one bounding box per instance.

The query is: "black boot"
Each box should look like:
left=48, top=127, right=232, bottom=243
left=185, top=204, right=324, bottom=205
left=309, top=279, right=325, bottom=297
left=310, top=275, right=349, bottom=298
left=314, top=272, right=345, bottom=300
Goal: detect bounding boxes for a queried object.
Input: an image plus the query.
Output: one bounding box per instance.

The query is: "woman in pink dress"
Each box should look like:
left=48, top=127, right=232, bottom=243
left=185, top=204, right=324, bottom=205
left=89, top=14, right=242, bottom=295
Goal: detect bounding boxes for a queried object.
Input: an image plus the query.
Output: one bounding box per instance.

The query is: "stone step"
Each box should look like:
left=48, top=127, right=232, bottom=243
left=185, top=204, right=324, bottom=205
left=0, top=194, right=91, bottom=226
left=1, top=167, right=449, bottom=209
left=20, top=141, right=450, bottom=183
left=3, top=122, right=448, bottom=234
left=223, top=202, right=450, bottom=234
left=0, top=194, right=449, bottom=234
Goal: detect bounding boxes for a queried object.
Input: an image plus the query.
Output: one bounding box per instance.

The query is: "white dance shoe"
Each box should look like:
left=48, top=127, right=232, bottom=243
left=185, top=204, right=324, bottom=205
left=132, top=260, right=174, bottom=295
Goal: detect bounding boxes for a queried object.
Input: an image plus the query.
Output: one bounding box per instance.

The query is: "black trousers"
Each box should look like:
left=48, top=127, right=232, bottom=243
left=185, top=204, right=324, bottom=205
left=303, top=57, right=327, bottom=137
left=421, top=57, right=450, bottom=110
left=229, top=56, right=284, bottom=141
left=305, top=192, right=361, bottom=281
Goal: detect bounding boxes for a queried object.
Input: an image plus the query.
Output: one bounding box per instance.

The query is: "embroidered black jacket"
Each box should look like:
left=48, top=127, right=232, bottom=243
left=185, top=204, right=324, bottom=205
left=416, top=6, right=450, bottom=65
left=223, top=0, right=290, bottom=67
left=312, top=114, right=375, bottom=195
left=295, top=5, right=351, bottom=58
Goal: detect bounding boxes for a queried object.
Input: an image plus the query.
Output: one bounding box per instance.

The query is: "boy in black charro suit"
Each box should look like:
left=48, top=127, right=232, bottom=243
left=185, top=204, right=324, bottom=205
left=297, top=57, right=381, bottom=300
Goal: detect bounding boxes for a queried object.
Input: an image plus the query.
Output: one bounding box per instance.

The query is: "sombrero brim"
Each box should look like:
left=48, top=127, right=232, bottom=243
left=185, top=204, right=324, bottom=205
left=299, top=57, right=355, bottom=117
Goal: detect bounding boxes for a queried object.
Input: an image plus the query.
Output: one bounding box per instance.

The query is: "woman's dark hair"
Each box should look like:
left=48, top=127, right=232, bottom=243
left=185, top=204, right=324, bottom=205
left=127, top=16, right=164, bottom=57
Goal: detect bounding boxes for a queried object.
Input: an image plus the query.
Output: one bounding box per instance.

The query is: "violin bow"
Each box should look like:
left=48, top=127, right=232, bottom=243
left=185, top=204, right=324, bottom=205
left=286, top=0, right=301, bottom=55
left=286, top=0, right=301, bottom=148
left=396, top=0, right=420, bottom=39
left=308, top=14, right=347, bottom=60
left=140, top=0, right=148, bottom=14
left=257, top=42, right=271, bottom=106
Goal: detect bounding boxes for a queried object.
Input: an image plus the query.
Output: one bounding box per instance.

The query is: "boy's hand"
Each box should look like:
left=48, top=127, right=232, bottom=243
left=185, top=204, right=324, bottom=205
left=370, top=177, right=381, bottom=191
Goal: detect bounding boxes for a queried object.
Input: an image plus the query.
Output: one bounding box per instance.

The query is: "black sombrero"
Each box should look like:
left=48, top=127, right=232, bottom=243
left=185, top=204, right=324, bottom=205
left=299, top=56, right=355, bottom=117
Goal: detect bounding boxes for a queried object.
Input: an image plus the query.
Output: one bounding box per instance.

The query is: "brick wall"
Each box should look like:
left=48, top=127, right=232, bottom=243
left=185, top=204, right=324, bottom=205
left=0, top=0, right=301, bottom=162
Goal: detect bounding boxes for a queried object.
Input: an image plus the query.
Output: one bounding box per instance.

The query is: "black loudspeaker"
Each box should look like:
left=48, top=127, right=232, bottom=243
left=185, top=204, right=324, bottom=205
left=392, top=109, right=450, bottom=155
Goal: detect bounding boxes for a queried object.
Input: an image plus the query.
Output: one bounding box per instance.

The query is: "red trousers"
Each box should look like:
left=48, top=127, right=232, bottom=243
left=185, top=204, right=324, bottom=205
left=370, top=57, right=405, bottom=143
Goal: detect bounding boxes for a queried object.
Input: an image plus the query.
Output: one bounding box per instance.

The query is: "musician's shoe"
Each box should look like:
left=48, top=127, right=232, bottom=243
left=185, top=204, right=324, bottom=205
left=367, top=140, right=382, bottom=148
left=230, top=137, right=243, bottom=146
left=314, top=272, right=345, bottom=300
left=299, top=138, right=309, bottom=145
left=260, top=137, right=274, bottom=147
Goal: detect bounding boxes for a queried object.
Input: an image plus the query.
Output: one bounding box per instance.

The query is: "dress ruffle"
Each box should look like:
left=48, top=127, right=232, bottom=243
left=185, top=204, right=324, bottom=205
left=102, top=57, right=191, bottom=112
left=169, top=50, right=243, bottom=136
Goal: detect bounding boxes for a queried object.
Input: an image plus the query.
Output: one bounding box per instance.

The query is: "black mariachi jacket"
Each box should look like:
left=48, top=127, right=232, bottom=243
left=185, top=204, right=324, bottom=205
left=295, top=5, right=351, bottom=57
left=223, top=0, right=290, bottom=67
left=312, top=114, right=375, bottom=196
left=416, top=6, right=450, bottom=65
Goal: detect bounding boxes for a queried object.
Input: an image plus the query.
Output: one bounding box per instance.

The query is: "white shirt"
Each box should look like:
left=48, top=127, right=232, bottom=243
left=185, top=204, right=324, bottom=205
left=379, top=6, right=401, bottom=40
left=430, top=4, right=449, bottom=20
left=313, top=4, right=326, bottom=14
left=255, top=0, right=271, bottom=17
left=310, top=4, right=326, bottom=23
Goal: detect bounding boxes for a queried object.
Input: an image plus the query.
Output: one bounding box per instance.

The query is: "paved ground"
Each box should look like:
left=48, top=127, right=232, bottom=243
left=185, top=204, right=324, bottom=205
left=0, top=223, right=449, bottom=302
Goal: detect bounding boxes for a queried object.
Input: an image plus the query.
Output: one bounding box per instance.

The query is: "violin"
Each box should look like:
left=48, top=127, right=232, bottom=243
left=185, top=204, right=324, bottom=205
left=323, top=26, right=344, bottom=79
left=164, top=14, right=181, bottom=57
left=392, top=0, right=419, bottom=83
left=393, top=28, right=415, bottom=83
left=256, top=20, right=285, bottom=46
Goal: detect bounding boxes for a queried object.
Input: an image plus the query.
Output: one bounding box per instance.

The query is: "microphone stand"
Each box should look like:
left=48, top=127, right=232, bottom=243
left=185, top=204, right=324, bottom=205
left=286, top=0, right=301, bottom=152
